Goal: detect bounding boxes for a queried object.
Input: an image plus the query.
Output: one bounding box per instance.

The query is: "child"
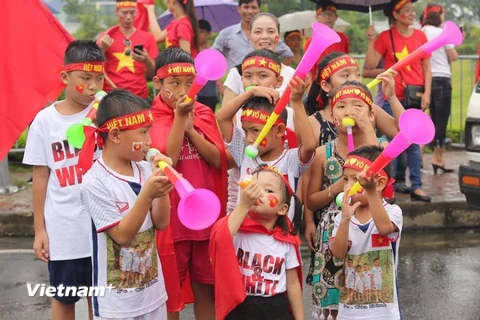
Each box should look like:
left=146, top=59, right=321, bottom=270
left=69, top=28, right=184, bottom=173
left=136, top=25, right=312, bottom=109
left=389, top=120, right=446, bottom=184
left=119, top=246, right=134, bottom=288
left=210, top=164, right=304, bottom=320
left=344, top=259, right=355, bottom=304
left=354, top=265, right=364, bottom=303
left=149, top=47, right=228, bottom=318
left=22, top=40, right=105, bottom=320
left=80, top=89, right=172, bottom=318
left=306, top=78, right=401, bottom=319
left=145, top=241, right=154, bottom=281
left=371, top=258, right=384, bottom=303
left=217, top=49, right=296, bottom=215
left=363, top=263, right=373, bottom=302
left=217, top=69, right=316, bottom=223
left=330, top=145, right=403, bottom=319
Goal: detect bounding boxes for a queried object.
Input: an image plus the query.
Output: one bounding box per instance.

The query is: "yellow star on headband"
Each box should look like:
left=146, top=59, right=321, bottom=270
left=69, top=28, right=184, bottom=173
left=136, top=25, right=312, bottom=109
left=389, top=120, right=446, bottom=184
left=113, top=49, right=135, bottom=73
left=259, top=59, right=267, bottom=66
left=148, top=112, right=153, bottom=122
left=395, top=45, right=411, bottom=71
left=168, top=67, right=173, bottom=74
left=349, top=58, right=356, bottom=65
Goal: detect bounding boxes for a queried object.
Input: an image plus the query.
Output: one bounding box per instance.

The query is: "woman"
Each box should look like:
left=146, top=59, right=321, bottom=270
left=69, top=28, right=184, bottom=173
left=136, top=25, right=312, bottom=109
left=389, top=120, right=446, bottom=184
left=221, top=13, right=296, bottom=107
left=145, top=0, right=199, bottom=56
left=365, top=0, right=432, bottom=202
left=421, top=3, right=457, bottom=174
left=284, top=30, right=303, bottom=68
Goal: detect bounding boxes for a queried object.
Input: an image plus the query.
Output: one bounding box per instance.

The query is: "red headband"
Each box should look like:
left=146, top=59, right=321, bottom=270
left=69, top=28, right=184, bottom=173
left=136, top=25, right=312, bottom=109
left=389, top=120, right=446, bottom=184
left=242, top=56, right=281, bottom=76
left=316, top=5, right=337, bottom=15
left=78, top=110, right=153, bottom=171
left=423, top=5, right=443, bottom=20
left=64, top=62, right=104, bottom=73
left=343, top=155, right=395, bottom=198
left=241, top=108, right=285, bottom=126
left=394, top=0, right=411, bottom=12
left=285, top=31, right=301, bottom=42
left=331, top=86, right=373, bottom=109
left=320, top=56, right=358, bottom=82
left=156, top=63, right=195, bottom=79
left=116, top=1, right=137, bottom=9
left=254, top=164, right=294, bottom=198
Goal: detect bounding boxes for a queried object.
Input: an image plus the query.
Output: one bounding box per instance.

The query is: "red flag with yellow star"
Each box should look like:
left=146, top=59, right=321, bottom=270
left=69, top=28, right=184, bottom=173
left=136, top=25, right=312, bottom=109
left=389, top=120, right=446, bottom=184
left=0, top=0, right=73, bottom=160
left=371, top=234, right=391, bottom=248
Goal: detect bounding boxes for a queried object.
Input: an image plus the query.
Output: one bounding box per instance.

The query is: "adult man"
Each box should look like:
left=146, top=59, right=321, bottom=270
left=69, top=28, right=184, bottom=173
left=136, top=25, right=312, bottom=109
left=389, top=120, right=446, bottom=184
left=97, top=0, right=158, bottom=99
left=212, top=0, right=293, bottom=69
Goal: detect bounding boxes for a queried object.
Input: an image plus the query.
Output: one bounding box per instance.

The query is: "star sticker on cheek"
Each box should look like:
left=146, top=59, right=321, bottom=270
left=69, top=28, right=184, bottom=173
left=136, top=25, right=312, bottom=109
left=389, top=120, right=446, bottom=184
left=268, top=194, right=279, bottom=208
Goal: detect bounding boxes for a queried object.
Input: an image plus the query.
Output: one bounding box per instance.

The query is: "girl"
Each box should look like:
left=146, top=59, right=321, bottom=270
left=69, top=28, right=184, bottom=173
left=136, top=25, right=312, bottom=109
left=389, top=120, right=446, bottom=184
left=80, top=89, right=172, bottom=318
left=284, top=30, right=303, bottom=68
left=210, top=164, right=304, bottom=320
left=222, top=13, right=296, bottom=107
left=306, top=78, right=401, bottom=319
left=145, top=0, right=199, bottom=56
left=421, top=3, right=457, bottom=174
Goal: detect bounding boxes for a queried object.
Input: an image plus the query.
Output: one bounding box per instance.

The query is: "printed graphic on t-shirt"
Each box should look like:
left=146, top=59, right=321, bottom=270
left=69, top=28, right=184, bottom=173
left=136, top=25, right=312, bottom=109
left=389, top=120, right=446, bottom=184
left=236, top=248, right=285, bottom=296
left=51, top=139, right=91, bottom=187
left=340, top=249, right=393, bottom=308
left=179, top=135, right=203, bottom=161
left=107, top=227, right=158, bottom=290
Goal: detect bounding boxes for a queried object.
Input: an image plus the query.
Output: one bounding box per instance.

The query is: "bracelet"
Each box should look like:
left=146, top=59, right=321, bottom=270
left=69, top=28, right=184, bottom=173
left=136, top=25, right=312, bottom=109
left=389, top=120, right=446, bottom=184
left=328, top=186, right=332, bottom=198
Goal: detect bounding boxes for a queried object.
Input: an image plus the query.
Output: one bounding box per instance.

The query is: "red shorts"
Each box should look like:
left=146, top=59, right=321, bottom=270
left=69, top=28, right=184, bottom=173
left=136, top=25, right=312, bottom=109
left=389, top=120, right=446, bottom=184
left=174, top=240, right=214, bottom=285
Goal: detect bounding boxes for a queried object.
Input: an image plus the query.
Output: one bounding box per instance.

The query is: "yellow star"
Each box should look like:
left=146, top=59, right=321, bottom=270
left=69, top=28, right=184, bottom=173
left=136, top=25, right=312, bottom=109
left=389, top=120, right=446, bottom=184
left=377, top=237, right=384, bottom=244
left=395, top=45, right=411, bottom=71
left=350, top=58, right=356, bottom=65
left=148, top=112, right=153, bottom=122
left=168, top=67, right=173, bottom=74
left=113, top=49, right=135, bottom=73
left=166, top=38, right=172, bottom=48
left=259, top=59, right=267, bottom=66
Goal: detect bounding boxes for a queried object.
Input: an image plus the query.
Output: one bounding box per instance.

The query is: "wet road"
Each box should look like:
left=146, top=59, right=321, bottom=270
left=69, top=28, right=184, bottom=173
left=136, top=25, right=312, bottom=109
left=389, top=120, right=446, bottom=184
left=1, top=231, right=480, bottom=320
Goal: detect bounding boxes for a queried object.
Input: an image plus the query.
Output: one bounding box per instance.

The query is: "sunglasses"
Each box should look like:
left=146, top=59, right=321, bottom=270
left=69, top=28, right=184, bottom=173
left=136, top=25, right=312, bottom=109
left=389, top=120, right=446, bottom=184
left=124, top=39, right=131, bottom=56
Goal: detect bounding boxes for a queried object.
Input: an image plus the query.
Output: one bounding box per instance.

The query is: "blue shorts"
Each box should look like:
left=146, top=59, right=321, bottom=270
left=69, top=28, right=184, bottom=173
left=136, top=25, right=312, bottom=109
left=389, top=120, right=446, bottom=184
left=48, top=257, right=92, bottom=303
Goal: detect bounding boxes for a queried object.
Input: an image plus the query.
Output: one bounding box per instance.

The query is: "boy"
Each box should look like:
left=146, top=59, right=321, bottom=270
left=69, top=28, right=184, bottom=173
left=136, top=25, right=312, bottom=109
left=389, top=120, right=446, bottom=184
left=344, top=259, right=355, bottom=304
left=330, top=145, right=403, bottom=319
left=363, top=263, right=373, bottom=302
left=217, top=74, right=316, bottom=222
left=372, top=258, right=384, bottom=302
left=23, top=40, right=105, bottom=320
left=81, top=89, right=172, bottom=318
left=149, top=47, right=228, bottom=318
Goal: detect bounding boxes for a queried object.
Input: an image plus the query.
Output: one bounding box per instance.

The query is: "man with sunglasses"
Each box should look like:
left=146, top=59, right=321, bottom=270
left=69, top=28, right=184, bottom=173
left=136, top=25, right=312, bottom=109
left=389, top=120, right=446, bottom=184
left=97, top=0, right=158, bottom=100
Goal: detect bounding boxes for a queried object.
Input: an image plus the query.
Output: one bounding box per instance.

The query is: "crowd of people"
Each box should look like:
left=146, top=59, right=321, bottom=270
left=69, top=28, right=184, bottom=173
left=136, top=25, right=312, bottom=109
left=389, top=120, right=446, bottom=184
left=24, top=0, right=460, bottom=319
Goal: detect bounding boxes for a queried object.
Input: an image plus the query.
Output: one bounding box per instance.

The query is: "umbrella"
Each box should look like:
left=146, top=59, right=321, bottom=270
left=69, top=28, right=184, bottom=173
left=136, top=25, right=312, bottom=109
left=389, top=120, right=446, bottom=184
left=157, top=0, right=240, bottom=33
left=279, top=10, right=350, bottom=37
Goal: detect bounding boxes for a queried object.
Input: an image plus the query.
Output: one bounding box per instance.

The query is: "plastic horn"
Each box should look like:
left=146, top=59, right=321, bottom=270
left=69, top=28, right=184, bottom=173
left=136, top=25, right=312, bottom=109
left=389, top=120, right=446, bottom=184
left=348, top=109, right=435, bottom=195
left=367, top=21, right=463, bottom=89
left=343, top=118, right=356, bottom=152
left=185, top=49, right=227, bottom=102
left=146, top=148, right=221, bottom=230
left=245, top=22, right=341, bottom=158
left=66, top=90, right=107, bottom=149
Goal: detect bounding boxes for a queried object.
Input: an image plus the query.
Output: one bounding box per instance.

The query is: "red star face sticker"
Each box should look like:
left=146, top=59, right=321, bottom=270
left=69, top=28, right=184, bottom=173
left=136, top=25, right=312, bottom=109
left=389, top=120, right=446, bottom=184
left=132, top=142, right=143, bottom=151
left=260, top=138, right=268, bottom=147
left=75, top=85, right=84, bottom=93
left=268, top=194, right=279, bottom=208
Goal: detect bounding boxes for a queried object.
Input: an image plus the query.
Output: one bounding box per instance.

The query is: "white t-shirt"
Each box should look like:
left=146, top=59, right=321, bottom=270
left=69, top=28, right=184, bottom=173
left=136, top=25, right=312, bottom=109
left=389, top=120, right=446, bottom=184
left=224, top=64, right=296, bottom=97
left=371, top=266, right=383, bottom=285
left=233, top=231, right=300, bottom=297
left=23, top=102, right=101, bottom=260
left=363, top=270, right=372, bottom=286
left=227, top=125, right=314, bottom=222
left=421, top=25, right=454, bottom=78
left=81, top=158, right=167, bottom=318
left=345, top=266, right=355, bottom=288
left=331, top=202, right=403, bottom=320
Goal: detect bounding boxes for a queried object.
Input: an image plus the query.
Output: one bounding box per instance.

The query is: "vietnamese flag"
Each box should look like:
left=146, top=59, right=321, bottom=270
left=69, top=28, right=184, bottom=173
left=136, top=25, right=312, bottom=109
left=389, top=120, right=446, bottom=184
left=134, top=0, right=154, bottom=32
left=0, top=0, right=73, bottom=160
left=371, top=234, right=391, bottom=248
left=475, top=42, right=480, bottom=84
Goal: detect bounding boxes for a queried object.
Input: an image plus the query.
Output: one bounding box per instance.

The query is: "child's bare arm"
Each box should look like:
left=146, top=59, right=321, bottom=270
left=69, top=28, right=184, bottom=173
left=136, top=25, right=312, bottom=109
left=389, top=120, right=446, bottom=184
left=289, top=77, right=316, bottom=162
left=32, top=165, right=50, bottom=262
left=166, top=96, right=194, bottom=166
left=374, top=70, right=404, bottom=138
left=150, top=195, right=171, bottom=231
left=331, top=191, right=360, bottom=259
left=228, top=181, right=262, bottom=235
left=286, top=268, right=304, bottom=320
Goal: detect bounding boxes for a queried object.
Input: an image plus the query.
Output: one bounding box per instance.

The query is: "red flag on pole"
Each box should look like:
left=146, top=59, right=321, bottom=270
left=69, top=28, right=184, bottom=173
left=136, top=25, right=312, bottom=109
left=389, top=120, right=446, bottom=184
left=0, top=0, right=73, bottom=160
left=135, top=0, right=154, bottom=32
left=475, top=41, right=480, bottom=84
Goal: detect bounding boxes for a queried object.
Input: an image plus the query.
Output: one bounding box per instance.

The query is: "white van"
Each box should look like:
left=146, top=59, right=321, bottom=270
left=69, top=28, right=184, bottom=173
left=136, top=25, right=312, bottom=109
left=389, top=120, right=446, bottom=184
left=459, top=79, right=480, bottom=209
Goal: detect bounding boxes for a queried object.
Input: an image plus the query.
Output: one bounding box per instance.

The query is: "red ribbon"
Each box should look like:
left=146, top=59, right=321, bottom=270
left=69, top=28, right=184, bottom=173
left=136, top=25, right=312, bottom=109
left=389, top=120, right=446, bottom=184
left=64, top=61, right=104, bottom=73
left=156, top=63, right=195, bottom=79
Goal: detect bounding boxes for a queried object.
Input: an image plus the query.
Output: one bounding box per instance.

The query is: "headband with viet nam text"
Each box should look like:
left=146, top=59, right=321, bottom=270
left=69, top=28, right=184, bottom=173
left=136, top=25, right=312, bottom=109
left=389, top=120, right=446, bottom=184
left=242, top=56, right=281, bottom=77
left=156, top=63, right=196, bottom=79
left=394, top=0, right=411, bottom=12
left=64, top=61, right=104, bottom=73
left=116, top=1, right=137, bottom=9
left=241, top=108, right=285, bottom=126
left=320, top=56, right=358, bottom=82
left=331, top=85, right=373, bottom=109
left=78, top=110, right=153, bottom=171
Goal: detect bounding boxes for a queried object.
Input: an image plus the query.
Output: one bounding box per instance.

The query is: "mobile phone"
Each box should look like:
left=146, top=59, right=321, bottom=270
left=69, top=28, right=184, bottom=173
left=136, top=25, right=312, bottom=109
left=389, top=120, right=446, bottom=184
left=134, top=44, right=144, bottom=53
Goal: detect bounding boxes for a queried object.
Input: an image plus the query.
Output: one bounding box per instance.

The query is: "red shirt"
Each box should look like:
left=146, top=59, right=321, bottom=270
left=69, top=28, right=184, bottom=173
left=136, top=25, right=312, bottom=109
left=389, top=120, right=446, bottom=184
left=374, top=26, right=429, bottom=100
left=101, top=26, right=158, bottom=98
left=166, top=17, right=198, bottom=57
left=304, top=31, right=349, bottom=77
